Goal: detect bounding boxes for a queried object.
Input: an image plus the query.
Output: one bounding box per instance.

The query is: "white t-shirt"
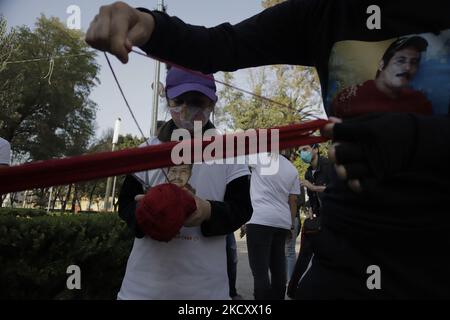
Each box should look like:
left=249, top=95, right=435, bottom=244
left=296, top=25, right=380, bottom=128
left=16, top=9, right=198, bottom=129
left=0, top=138, right=11, bottom=165
left=248, top=153, right=301, bottom=230
left=117, top=137, right=250, bottom=300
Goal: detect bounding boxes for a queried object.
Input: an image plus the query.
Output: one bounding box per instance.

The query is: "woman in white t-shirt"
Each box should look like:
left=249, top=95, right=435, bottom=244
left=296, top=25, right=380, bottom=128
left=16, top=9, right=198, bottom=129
left=246, top=152, right=300, bottom=300
left=117, top=67, right=252, bottom=300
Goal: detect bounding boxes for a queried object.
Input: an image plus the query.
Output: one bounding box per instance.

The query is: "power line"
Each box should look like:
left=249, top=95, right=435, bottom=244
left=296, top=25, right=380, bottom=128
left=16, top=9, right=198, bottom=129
left=104, top=52, right=169, bottom=184
left=4, top=53, right=92, bottom=65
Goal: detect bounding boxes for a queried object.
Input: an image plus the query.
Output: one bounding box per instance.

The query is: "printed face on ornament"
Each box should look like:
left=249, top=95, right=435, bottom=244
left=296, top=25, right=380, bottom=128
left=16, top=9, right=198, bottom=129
left=168, top=91, right=214, bottom=131
left=167, top=164, right=193, bottom=188
left=378, top=47, right=422, bottom=90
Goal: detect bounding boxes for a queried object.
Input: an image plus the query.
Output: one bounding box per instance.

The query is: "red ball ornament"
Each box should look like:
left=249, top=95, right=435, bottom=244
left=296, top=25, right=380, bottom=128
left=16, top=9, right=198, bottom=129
left=136, top=183, right=197, bottom=242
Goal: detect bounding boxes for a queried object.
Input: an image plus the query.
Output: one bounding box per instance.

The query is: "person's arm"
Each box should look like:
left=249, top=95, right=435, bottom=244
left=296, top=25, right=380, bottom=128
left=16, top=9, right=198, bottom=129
left=303, top=171, right=320, bottom=215
left=85, top=1, right=327, bottom=69
left=140, top=0, right=323, bottom=73
left=302, top=179, right=326, bottom=193
left=301, top=179, right=320, bottom=192
left=201, top=175, right=252, bottom=237
left=289, top=194, right=298, bottom=229
left=288, top=174, right=301, bottom=229
left=314, top=186, right=326, bottom=192
left=118, top=175, right=145, bottom=238
left=119, top=174, right=251, bottom=238
left=298, top=184, right=306, bottom=207
left=323, top=113, right=450, bottom=193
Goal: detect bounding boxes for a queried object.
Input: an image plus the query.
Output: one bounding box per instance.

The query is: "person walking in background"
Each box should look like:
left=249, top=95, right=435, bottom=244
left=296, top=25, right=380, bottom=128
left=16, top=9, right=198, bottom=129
left=285, top=183, right=305, bottom=283
left=287, top=143, right=332, bottom=298
left=246, top=152, right=300, bottom=300
left=226, top=232, right=243, bottom=300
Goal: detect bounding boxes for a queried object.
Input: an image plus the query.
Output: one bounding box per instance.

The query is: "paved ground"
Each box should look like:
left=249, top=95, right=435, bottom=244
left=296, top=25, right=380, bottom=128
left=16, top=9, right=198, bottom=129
left=234, top=231, right=301, bottom=300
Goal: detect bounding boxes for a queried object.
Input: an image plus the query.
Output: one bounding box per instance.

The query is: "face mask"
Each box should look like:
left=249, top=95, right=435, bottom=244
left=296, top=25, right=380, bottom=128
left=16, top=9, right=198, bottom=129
left=170, top=106, right=212, bottom=131
left=300, top=150, right=312, bottom=164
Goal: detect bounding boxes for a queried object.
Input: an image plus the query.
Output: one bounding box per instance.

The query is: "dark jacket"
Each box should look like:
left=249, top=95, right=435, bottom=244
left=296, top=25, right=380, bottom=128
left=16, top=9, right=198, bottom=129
left=304, top=156, right=333, bottom=215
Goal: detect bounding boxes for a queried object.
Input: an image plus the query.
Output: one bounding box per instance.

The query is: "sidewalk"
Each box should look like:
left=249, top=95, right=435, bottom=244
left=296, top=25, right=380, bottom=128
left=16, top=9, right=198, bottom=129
left=234, top=231, right=301, bottom=300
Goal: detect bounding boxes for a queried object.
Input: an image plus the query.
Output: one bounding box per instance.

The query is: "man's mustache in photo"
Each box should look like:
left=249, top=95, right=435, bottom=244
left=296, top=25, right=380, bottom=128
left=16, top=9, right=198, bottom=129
left=396, top=71, right=412, bottom=80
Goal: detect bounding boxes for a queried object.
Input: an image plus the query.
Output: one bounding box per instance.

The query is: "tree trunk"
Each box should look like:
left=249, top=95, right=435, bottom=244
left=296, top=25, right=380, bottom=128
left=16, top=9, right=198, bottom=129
left=9, top=192, right=17, bottom=208
left=57, top=187, right=66, bottom=208
left=61, top=184, right=72, bottom=212
left=38, top=188, right=46, bottom=209
left=88, top=182, right=98, bottom=211
left=51, top=187, right=61, bottom=210
left=22, top=190, right=28, bottom=208
left=71, top=184, right=78, bottom=213
left=0, top=194, right=5, bottom=207
left=77, top=196, right=82, bottom=212
left=113, top=197, right=119, bottom=212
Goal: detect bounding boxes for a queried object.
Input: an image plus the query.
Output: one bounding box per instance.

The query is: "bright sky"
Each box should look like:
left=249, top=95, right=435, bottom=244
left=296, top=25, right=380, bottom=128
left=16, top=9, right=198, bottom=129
left=1, top=0, right=266, bottom=139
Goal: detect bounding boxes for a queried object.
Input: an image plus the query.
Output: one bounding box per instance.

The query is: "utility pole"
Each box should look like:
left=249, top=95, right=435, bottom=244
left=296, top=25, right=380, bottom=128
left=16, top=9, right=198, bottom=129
left=47, top=187, right=53, bottom=213
left=104, top=118, right=121, bottom=211
left=150, top=0, right=165, bottom=137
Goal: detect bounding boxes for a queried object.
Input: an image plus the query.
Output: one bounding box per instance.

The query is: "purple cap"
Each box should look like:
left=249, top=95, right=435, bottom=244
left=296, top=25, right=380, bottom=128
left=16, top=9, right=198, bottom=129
left=166, top=67, right=217, bottom=102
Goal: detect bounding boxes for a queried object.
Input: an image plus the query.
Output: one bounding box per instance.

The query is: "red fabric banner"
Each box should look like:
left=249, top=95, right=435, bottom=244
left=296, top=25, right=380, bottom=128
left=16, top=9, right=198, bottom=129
left=0, top=120, right=329, bottom=194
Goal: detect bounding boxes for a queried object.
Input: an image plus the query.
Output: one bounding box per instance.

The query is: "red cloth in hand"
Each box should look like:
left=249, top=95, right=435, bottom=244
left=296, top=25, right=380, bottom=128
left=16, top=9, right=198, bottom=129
left=136, top=183, right=197, bottom=242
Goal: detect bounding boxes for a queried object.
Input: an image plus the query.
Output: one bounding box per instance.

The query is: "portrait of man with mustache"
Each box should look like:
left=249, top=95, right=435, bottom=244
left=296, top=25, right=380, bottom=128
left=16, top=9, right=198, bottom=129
left=331, top=36, right=433, bottom=118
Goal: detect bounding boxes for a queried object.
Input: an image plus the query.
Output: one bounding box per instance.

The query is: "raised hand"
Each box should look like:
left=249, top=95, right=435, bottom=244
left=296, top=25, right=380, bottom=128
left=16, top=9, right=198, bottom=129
left=85, top=2, right=155, bottom=63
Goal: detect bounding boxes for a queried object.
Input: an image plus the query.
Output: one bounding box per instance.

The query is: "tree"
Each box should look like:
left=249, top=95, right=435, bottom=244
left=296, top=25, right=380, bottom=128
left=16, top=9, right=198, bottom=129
left=74, top=131, right=145, bottom=212
left=0, top=16, right=18, bottom=73
left=0, top=15, right=99, bottom=210
left=0, top=15, right=99, bottom=163
left=215, top=0, right=326, bottom=183
left=218, top=66, right=322, bottom=131
left=261, top=0, right=285, bottom=7
left=217, top=0, right=323, bottom=131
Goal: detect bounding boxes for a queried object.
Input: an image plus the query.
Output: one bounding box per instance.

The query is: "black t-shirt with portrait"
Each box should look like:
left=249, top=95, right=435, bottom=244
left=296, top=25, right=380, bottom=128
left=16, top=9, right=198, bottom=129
left=141, top=0, right=450, bottom=297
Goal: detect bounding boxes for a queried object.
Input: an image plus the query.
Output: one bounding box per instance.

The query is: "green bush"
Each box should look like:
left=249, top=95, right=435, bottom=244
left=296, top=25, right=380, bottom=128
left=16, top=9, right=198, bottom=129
left=0, top=210, right=134, bottom=299
left=0, top=207, right=48, bottom=218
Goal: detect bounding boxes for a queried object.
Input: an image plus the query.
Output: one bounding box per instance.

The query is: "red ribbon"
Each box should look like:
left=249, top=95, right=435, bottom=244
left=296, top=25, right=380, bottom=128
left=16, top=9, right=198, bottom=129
left=0, top=119, right=329, bottom=194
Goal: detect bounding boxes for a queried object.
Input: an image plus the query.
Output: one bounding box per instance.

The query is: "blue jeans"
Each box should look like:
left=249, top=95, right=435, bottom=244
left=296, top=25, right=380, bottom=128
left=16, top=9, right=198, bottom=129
left=226, top=233, right=238, bottom=297
left=285, top=217, right=300, bottom=281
